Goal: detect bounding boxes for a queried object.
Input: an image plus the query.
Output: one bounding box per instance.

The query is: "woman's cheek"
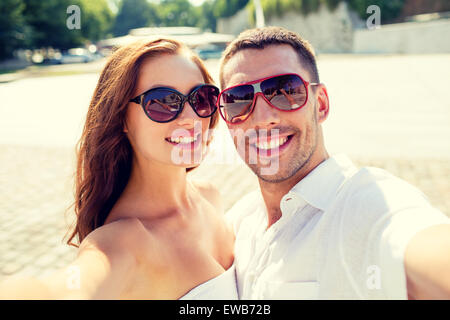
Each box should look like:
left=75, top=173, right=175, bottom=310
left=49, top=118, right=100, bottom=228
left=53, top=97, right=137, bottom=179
left=202, top=118, right=212, bottom=144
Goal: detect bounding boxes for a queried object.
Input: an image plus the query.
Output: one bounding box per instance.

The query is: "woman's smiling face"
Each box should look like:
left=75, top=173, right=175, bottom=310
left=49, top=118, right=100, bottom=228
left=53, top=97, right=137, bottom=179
left=125, top=53, right=213, bottom=169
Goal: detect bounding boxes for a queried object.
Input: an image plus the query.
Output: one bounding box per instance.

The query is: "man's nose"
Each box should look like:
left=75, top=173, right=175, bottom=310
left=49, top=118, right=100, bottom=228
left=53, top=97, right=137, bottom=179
left=250, top=93, right=281, bottom=128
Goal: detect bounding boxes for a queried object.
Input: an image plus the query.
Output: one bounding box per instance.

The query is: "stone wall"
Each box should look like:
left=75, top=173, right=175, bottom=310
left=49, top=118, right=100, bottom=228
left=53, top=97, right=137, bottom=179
left=264, top=2, right=361, bottom=53
left=353, top=18, right=450, bottom=53
left=216, top=6, right=252, bottom=36
left=216, top=2, right=362, bottom=53
left=216, top=2, right=450, bottom=54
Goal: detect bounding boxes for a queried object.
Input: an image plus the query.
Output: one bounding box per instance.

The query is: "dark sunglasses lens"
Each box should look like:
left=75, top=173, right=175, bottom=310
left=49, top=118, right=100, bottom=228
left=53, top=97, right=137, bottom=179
left=143, top=90, right=181, bottom=122
left=261, top=74, right=307, bottom=110
left=190, top=86, right=218, bottom=117
left=219, top=85, right=254, bottom=123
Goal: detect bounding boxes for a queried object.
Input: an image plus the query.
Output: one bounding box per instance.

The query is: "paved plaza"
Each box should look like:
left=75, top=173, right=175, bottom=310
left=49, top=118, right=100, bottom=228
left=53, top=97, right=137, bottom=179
left=0, top=55, right=449, bottom=283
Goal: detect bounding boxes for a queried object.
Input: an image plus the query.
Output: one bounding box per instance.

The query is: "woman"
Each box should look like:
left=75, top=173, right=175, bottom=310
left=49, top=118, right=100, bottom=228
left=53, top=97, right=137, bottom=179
left=0, top=38, right=236, bottom=300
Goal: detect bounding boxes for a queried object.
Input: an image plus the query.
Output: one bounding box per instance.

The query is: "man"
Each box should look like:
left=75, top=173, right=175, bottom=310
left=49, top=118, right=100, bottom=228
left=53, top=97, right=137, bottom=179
left=219, top=26, right=450, bottom=299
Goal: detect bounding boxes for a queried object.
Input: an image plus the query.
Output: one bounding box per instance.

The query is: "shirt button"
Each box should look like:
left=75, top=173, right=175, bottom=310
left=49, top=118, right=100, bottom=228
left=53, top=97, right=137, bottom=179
left=280, top=193, right=297, bottom=215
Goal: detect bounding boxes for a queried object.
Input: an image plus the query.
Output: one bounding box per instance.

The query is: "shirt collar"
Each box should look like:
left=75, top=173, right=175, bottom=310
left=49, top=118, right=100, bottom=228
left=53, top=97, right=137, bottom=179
left=289, top=154, right=358, bottom=211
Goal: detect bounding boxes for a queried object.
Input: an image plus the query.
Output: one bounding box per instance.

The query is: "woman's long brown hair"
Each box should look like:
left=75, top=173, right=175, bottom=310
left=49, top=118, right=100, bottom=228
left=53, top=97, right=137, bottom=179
left=66, top=38, right=219, bottom=246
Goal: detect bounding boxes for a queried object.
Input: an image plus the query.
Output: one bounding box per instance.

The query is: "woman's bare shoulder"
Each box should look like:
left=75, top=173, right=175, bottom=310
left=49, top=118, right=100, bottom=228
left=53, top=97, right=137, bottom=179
left=80, top=218, right=154, bottom=261
left=190, top=179, right=223, bottom=212
left=99, top=217, right=147, bottom=239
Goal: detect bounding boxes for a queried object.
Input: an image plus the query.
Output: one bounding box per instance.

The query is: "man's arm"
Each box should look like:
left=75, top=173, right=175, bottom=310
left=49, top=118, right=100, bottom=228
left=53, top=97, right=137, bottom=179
left=404, top=224, right=450, bottom=299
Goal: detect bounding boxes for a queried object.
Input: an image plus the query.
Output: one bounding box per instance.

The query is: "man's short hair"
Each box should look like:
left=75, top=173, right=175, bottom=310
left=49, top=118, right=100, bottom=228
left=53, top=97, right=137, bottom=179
left=219, top=26, right=320, bottom=89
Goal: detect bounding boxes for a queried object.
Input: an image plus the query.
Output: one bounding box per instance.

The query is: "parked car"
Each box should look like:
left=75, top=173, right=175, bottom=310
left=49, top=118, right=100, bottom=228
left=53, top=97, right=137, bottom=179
left=55, top=48, right=95, bottom=64
left=195, top=45, right=224, bottom=60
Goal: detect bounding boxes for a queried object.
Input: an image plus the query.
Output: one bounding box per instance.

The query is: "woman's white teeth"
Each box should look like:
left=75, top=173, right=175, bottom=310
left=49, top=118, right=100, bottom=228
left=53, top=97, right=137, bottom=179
left=169, top=136, right=197, bottom=144
left=255, top=137, right=288, bottom=150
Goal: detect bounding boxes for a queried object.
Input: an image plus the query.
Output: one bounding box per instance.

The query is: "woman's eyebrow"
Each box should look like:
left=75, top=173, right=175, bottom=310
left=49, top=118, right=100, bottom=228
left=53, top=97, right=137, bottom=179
left=140, top=83, right=205, bottom=94
left=148, top=84, right=175, bottom=90
left=189, top=83, right=206, bottom=92
left=134, top=84, right=176, bottom=96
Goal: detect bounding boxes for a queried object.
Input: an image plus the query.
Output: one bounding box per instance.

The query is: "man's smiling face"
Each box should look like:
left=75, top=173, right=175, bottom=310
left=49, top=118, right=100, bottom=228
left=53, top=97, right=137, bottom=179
left=221, top=44, right=327, bottom=183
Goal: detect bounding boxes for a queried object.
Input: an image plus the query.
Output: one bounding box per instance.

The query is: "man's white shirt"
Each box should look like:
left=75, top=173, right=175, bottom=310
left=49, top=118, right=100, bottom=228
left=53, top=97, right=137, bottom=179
left=226, top=154, right=450, bottom=299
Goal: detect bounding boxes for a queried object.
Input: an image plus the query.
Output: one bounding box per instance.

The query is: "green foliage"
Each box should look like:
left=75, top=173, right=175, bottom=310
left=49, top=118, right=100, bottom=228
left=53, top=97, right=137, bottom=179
left=22, top=0, right=85, bottom=49
left=325, top=0, right=341, bottom=11
left=248, top=0, right=406, bottom=26
left=158, top=0, right=200, bottom=27
left=0, top=0, right=26, bottom=59
left=249, top=0, right=405, bottom=24
left=0, top=0, right=114, bottom=60
left=0, top=0, right=112, bottom=52
left=346, top=0, right=405, bottom=23
left=247, top=0, right=325, bottom=25
left=213, top=0, right=250, bottom=18
left=77, top=0, right=114, bottom=41
left=0, top=0, right=222, bottom=59
left=112, top=0, right=208, bottom=34
left=196, top=0, right=217, bottom=31
left=260, top=0, right=340, bottom=19
left=112, top=0, right=160, bottom=36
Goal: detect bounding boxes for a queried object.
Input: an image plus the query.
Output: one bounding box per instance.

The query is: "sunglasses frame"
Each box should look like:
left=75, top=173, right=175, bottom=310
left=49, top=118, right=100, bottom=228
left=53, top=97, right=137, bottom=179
left=129, top=84, right=219, bottom=123
left=218, top=73, right=320, bottom=124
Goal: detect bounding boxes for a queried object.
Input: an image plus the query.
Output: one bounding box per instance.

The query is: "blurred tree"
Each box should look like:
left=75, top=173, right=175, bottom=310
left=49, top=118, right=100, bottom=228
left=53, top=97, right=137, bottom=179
left=77, top=0, right=114, bottom=41
left=158, top=0, right=200, bottom=27
left=113, top=0, right=160, bottom=36
left=0, top=0, right=27, bottom=59
left=196, top=0, right=217, bottom=31
left=22, top=0, right=85, bottom=50
left=347, top=0, right=406, bottom=23
left=213, top=0, right=249, bottom=18
left=247, top=0, right=407, bottom=25
left=0, top=0, right=114, bottom=61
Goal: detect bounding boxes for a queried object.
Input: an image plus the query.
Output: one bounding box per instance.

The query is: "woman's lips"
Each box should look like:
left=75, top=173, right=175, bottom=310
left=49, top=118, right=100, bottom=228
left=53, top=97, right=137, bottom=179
left=165, top=132, right=202, bottom=150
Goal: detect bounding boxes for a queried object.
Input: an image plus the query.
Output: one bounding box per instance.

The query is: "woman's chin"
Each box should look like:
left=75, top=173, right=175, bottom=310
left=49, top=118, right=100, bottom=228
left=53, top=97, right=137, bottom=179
left=168, top=158, right=203, bottom=169
left=168, top=144, right=206, bottom=168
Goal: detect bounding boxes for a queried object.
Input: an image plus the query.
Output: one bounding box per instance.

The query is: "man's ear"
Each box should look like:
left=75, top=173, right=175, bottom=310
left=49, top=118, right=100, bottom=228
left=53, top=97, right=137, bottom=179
left=316, top=85, right=330, bottom=124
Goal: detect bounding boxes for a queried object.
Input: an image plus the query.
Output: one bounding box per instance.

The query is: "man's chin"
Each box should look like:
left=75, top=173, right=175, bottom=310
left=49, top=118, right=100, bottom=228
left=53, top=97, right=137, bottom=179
left=250, top=164, right=297, bottom=183
left=249, top=151, right=314, bottom=183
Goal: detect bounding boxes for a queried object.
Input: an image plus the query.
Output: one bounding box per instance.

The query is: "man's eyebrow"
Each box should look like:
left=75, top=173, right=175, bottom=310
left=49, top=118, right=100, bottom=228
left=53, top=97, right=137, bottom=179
left=224, top=76, right=250, bottom=88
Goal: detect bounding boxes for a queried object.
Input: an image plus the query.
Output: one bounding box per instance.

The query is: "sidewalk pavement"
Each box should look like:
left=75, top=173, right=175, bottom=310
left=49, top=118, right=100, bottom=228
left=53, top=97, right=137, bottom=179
left=0, top=144, right=449, bottom=282
left=0, top=58, right=106, bottom=83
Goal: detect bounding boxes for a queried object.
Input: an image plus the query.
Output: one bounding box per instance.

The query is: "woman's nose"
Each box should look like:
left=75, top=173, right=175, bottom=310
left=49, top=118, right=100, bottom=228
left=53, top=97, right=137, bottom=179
left=175, top=101, right=197, bottom=127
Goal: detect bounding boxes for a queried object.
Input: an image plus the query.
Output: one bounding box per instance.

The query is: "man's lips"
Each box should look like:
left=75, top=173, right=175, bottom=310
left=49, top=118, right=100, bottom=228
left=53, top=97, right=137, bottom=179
left=248, top=134, right=294, bottom=159
left=248, top=133, right=294, bottom=148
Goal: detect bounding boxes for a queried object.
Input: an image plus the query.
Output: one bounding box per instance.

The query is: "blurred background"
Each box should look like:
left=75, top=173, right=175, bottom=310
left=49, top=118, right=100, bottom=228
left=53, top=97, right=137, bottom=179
left=0, top=0, right=449, bottom=283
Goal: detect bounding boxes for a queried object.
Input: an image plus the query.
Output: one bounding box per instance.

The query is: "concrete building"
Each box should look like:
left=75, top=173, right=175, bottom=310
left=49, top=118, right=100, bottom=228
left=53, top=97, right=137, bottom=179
left=97, top=27, right=235, bottom=54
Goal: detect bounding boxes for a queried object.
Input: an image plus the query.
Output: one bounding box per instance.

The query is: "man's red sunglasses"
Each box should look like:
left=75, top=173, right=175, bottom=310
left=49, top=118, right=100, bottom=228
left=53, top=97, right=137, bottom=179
left=218, top=73, right=319, bottom=124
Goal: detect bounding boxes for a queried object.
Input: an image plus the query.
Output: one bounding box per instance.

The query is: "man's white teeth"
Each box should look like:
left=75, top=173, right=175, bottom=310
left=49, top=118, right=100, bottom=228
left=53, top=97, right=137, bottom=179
left=255, top=137, right=288, bottom=150
left=168, top=136, right=197, bottom=144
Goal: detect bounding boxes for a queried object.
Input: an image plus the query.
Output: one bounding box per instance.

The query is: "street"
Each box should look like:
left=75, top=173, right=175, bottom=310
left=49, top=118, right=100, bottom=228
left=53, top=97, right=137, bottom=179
left=0, top=55, right=449, bottom=281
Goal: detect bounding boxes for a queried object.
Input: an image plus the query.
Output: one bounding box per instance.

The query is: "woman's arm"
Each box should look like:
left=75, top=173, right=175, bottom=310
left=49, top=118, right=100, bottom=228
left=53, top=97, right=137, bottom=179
left=0, top=218, right=143, bottom=299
